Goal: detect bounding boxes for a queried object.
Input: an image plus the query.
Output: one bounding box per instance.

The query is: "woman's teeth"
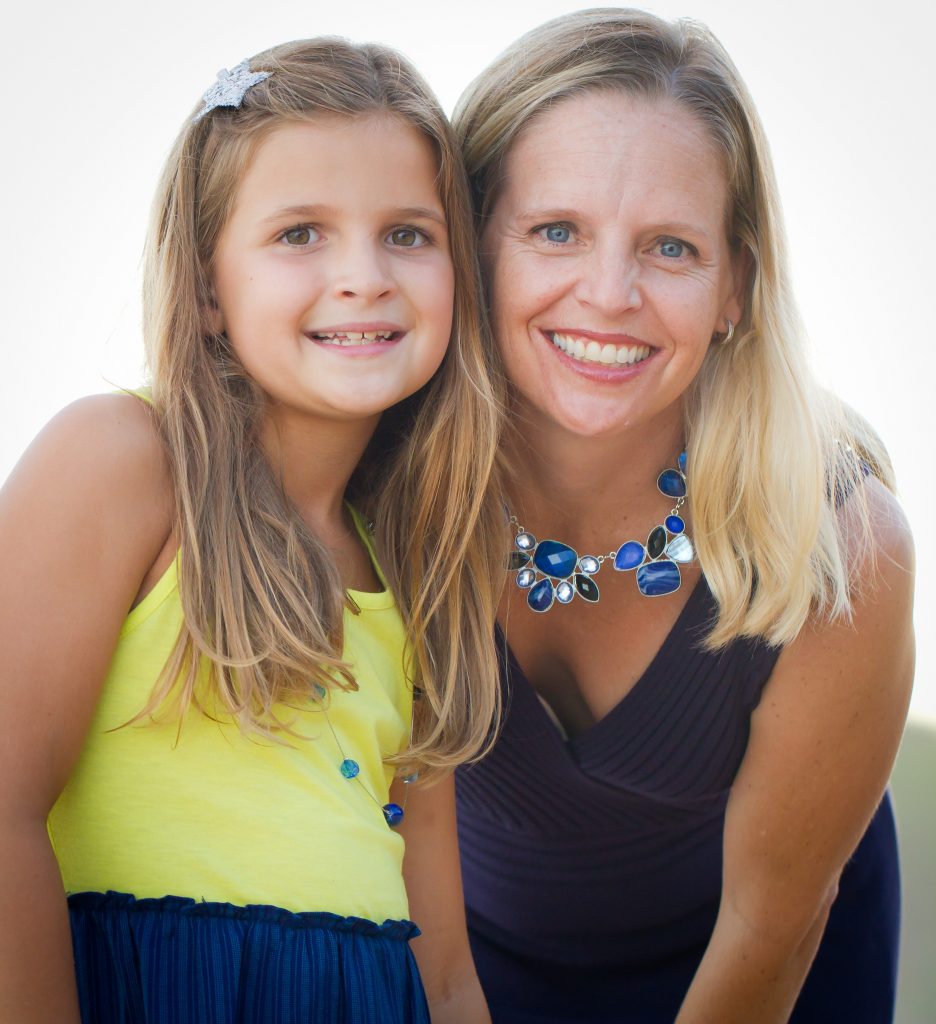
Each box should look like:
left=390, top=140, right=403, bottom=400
left=311, top=330, right=396, bottom=345
left=549, top=331, right=651, bottom=365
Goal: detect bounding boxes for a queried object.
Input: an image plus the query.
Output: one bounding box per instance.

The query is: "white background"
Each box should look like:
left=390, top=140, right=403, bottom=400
left=3, top=0, right=933, bottom=723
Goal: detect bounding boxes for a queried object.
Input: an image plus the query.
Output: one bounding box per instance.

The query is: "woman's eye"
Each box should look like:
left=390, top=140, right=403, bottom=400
left=658, top=239, right=687, bottom=258
left=282, top=225, right=319, bottom=246
left=388, top=227, right=428, bottom=248
left=538, top=223, right=573, bottom=245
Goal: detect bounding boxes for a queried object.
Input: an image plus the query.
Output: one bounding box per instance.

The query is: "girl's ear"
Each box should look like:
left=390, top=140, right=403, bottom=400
left=203, top=290, right=225, bottom=336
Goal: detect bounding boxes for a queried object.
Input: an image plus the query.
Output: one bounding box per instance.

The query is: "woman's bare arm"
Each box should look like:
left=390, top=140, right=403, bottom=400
left=677, top=480, right=914, bottom=1023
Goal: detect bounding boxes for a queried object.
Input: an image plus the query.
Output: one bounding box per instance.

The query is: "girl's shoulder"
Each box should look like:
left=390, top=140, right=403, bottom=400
left=4, top=392, right=174, bottom=577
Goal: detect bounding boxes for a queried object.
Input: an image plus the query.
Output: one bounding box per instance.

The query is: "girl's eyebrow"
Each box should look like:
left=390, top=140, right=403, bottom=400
left=262, top=204, right=446, bottom=225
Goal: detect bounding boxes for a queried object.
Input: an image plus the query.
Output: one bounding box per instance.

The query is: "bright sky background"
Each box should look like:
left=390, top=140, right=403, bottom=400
left=3, top=0, right=933, bottom=722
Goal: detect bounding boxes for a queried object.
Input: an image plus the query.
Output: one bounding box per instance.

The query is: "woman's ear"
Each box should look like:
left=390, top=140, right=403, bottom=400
left=723, top=243, right=753, bottom=328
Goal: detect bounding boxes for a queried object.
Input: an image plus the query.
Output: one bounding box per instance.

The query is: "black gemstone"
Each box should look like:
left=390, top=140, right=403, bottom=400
left=574, top=574, right=600, bottom=602
left=507, top=550, right=531, bottom=570
left=647, top=525, right=667, bottom=559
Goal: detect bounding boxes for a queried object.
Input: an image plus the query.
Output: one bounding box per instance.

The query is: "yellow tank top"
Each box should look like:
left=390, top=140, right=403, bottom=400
left=48, top=513, right=413, bottom=923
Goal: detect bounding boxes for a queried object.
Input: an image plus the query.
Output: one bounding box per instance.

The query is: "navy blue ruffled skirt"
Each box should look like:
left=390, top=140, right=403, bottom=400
left=68, top=892, right=430, bottom=1024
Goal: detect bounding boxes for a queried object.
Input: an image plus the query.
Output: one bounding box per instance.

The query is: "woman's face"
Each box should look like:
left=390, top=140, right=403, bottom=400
left=483, top=90, right=744, bottom=439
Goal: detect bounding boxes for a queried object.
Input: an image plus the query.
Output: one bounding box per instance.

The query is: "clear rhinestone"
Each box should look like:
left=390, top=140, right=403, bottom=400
left=579, top=555, right=600, bottom=574
left=556, top=580, right=575, bottom=603
left=516, top=568, right=536, bottom=588
left=516, top=532, right=536, bottom=551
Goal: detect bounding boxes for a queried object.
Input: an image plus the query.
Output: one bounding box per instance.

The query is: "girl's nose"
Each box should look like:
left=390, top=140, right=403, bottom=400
left=331, top=240, right=396, bottom=302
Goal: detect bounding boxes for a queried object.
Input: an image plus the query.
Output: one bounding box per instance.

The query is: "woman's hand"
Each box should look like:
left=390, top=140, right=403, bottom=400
left=676, top=478, right=914, bottom=1023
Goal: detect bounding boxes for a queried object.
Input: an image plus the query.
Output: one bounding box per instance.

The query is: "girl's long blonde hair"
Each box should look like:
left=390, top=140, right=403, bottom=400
left=455, top=8, right=892, bottom=648
left=143, top=38, right=505, bottom=770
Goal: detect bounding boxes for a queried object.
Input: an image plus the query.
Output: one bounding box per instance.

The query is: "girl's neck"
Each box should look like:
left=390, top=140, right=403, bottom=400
left=259, top=405, right=381, bottom=540
left=505, top=399, right=685, bottom=537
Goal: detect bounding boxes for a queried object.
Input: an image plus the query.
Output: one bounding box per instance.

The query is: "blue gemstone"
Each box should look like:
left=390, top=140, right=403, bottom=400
left=340, top=758, right=360, bottom=779
left=665, top=515, right=685, bottom=534
left=532, top=540, right=578, bottom=579
left=636, top=560, right=681, bottom=596
left=647, top=525, right=667, bottom=559
left=382, top=802, right=405, bottom=827
left=677, top=450, right=687, bottom=473
left=527, top=578, right=554, bottom=613
left=657, top=469, right=687, bottom=499
left=614, top=541, right=645, bottom=571
left=574, top=574, right=599, bottom=602
left=507, top=550, right=531, bottom=570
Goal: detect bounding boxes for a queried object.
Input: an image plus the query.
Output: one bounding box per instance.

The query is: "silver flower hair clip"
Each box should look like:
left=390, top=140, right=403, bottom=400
left=195, top=59, right=271, bottom=121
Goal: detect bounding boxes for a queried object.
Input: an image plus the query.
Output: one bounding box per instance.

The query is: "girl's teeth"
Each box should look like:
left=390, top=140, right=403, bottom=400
left=313, top=330, right=395, bottom=345
left=550, top=332, right=650, bottom=366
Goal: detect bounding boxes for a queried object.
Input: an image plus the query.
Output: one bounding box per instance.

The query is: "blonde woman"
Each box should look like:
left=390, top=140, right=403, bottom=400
left=0, top=38, right=504, bottom=1023
left=453, top=9, right=914, bottom=1022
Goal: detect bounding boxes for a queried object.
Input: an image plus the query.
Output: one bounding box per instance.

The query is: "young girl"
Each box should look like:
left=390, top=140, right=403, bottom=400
left=0, top=39, right=505, bottom=1024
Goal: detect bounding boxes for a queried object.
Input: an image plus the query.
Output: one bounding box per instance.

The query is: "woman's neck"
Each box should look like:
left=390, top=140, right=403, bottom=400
left=504, top=399, right=685, bottom=540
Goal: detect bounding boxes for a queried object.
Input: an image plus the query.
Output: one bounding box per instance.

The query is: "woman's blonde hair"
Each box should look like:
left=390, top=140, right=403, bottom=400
left=142, top=37, right=505, bottom=770
left=454, top=7, right=892, bottom=648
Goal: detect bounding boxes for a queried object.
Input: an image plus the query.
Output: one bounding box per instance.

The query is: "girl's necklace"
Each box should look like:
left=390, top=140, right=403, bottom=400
left=313, top=682, right=416, bottom=827
left=507, top=450, right=694, bottom=613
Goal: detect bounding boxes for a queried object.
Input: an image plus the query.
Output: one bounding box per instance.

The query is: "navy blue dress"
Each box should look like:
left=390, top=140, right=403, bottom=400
left=456, top=580, right=900, bottom=1022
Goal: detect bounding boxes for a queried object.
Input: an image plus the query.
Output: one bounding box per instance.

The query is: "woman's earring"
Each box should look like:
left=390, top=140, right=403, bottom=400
left=722, top=319, right=735, bottom=344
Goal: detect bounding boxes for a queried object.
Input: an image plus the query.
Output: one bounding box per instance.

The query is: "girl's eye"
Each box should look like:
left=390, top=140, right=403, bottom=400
left=282, top=225, right=320, bottom=247
left=537, top=223, right=574, bottom=245
left=387, top=227, right=428, bottom=248
left=658, top=239, right=688, bottom=259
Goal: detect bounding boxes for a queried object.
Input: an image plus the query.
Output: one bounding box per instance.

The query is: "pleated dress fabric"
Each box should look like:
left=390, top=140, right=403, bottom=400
left=456, top=578, right=900, bottom=1023
left=68, top=894, right=427, bottom=1024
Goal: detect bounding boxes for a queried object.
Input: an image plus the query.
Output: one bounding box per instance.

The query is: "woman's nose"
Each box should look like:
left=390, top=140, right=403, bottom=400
left=573, top=241, right=642, bottom=316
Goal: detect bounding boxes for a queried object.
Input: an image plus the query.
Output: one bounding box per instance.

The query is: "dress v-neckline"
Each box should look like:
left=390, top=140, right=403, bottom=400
left=498, top=576, right=711, bottom=749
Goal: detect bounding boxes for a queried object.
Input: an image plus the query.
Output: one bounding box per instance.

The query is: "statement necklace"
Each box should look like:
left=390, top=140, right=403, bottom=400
left=507, top=451, right=694, bottom=613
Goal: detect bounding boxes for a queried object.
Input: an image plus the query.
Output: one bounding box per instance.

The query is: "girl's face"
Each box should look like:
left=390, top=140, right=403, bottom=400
left=211, top=113, right=454, bottom=428
left=483, top=91, right=744, bottom=440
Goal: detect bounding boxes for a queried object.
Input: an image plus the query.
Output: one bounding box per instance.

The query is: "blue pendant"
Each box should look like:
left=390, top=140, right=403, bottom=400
left=528, top=578, right=555, bottom=613
left=657, top=469, right=687, bottom=499
left=678, top=450, right=687, bottom=473
left=636, top=560, right=681, bottom=596
left=382, top=802, right=404, bottom=827
left=665, top=514, right=685, bottom=534
left=614, top=541, right=645, bottom=571
left=575, top=574, right=600, bottom=602
left=340, top=758, right=360, bottom=779
left=533, top=540, right=579, bottom=579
